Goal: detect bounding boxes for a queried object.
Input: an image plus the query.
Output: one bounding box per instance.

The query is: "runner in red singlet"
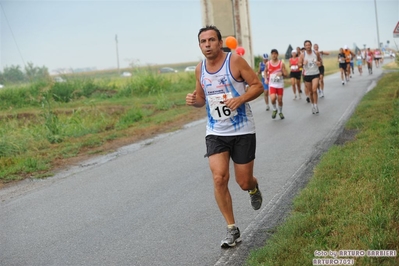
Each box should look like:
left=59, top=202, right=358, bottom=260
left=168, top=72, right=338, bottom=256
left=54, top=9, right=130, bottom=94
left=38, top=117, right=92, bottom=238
left=289, top=50, right=301, bottom=100
left=265, top=49, right=288, bottom=119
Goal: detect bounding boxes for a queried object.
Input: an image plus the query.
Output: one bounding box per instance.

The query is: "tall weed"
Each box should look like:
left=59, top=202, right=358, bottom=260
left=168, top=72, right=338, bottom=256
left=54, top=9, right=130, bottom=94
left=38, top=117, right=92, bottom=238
left=41, top=93, right=63, bottom=143
left=116, top=108, right=143, bottom=130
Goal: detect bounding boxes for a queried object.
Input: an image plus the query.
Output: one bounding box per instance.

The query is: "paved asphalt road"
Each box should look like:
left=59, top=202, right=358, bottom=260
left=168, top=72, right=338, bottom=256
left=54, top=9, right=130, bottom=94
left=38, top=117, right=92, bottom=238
left=0, top=64, right=388, bottom=266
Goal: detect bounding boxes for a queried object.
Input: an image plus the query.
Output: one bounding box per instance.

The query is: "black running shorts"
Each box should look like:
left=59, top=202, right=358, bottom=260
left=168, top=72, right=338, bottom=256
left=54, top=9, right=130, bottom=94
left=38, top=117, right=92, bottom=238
left=290, top=71, right=301, bottom=80
left=205, top=134, right=256, bottom=164
left=304, top=74, right=320, bottom=82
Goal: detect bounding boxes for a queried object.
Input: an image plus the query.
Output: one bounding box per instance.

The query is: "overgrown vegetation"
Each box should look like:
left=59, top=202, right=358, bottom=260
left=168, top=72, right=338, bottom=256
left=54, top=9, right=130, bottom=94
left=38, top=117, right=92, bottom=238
left=0, top=68, right=197, bottom=183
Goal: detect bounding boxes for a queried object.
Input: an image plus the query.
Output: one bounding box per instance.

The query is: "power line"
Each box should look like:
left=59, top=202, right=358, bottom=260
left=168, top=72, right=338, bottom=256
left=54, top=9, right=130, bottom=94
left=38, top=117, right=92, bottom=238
left=0, top=2, right=26, bottom=68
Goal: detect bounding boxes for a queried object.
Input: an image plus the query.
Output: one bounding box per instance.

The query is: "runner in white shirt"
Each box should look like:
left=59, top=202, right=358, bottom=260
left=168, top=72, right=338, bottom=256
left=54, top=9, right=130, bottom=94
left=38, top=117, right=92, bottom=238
left=298, top=40, right=322, bottom=114
left=186, top=25, right=264, bottom=248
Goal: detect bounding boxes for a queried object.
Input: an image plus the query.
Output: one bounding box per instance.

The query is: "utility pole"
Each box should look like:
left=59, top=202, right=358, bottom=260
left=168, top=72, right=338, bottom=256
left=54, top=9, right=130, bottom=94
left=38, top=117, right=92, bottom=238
left=374, top=0, right=381, bottom=48
left=115, top=34, right=120, bottom=74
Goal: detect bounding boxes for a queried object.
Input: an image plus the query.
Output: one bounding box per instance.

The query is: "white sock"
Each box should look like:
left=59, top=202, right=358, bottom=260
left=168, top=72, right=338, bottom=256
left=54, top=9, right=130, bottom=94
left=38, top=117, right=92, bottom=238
left=227, top=224, right=236, bottom=229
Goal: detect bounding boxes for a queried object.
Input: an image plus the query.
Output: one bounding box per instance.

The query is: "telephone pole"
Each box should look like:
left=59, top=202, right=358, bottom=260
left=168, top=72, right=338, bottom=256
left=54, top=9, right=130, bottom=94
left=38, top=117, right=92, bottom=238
left=374, top=0, right=381, bottom=48
left=115, top=34, right=120, bottom=74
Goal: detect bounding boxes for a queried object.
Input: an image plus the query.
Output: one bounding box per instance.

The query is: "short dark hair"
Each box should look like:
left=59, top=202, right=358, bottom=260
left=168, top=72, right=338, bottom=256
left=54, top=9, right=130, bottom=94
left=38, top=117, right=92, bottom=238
left=198, top=25, right=222, bottom=43
left=304, top=40, right=312, bottom=46
left=271, top=49, right=278, bottom=54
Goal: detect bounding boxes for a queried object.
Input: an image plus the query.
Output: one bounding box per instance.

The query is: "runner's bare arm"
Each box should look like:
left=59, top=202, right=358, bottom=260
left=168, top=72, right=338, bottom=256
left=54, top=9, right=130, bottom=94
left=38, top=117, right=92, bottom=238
left=316, top=52, right=322, bottom=66
left=185, top=63, right=205, bottom=108
left=263, top=63, right=269, bottom=83
left=298, top=54, right=304, bottom=67
left=281, top=62, right=289, bottom=78
left=224, top=54, right=263, bottom=111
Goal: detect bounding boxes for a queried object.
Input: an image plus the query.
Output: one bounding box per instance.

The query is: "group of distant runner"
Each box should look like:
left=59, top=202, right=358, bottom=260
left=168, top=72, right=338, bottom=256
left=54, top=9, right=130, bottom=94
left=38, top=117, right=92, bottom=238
left=257, top=42, right=388, bottom=118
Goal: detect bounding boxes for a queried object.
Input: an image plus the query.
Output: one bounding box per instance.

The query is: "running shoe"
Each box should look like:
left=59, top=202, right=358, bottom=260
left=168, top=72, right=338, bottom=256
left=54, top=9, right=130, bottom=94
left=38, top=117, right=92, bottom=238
left=315, top=106, right=319, bottom=114
left=279, top=113, right=285, bottom=119
left=312, top=106, right=316, bottom=114
left=249, top=184, right=262, bottom=210
left=221, top=226, right=241, bottom=248
left=342, top=81, right=345, bottom=85
left=272, top=110, right=277, bottom=119
left=320, top=91, right=324, bottom=98
left=306, top=97, right=310, bottom=103
left=293, top=95, right=297, bottom=100
left=266, top=105, right=270, bottom=111
left=298, top=93, right=302, bottom=99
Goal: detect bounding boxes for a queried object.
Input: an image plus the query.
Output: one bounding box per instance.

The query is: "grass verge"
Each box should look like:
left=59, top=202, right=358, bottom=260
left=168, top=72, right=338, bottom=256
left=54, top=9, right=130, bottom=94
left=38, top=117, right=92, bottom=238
left=246, top=69, right=399, bottom=265
left=0, top=71, right=203, bottom=185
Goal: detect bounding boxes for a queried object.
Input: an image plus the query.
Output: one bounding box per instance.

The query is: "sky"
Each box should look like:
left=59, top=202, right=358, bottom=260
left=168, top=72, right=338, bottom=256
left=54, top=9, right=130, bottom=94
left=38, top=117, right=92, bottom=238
left=1, top=0, right=399, bottom=73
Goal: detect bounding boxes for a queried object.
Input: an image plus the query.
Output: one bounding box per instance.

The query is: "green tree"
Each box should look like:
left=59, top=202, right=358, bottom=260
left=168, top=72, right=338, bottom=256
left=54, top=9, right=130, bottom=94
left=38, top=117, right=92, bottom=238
left=25, top=62, right=38, bottom=82
left=0, top=63, right=50, bottom=84
left=2, top=65, right=25, bottom=83
left=25, top=62, right=50, bottom=82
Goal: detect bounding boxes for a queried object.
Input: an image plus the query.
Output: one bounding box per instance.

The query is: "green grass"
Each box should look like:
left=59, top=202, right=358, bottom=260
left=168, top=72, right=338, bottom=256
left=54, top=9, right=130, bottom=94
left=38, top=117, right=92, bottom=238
left=246, top=65, right=399, bottom=265
left=0, top=70, right=197, bottom=182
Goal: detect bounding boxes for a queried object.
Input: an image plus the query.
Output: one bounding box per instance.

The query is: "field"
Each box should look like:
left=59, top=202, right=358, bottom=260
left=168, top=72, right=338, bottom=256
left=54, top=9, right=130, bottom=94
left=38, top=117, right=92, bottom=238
left=0, top=63, right=204, bottom=186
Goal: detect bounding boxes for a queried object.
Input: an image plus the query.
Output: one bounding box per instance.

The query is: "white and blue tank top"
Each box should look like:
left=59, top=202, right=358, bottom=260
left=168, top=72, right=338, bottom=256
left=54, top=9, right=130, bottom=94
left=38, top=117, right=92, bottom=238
left=200, top=52, right=255, bottom=136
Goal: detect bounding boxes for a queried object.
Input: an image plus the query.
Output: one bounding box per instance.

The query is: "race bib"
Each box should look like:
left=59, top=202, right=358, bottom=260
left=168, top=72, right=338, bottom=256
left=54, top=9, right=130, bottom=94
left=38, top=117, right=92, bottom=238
left=207, top=92, right=237, bottom=120
left=270, top=73, right=281, bottom=83
left=290, top=65, right=298, bottom=70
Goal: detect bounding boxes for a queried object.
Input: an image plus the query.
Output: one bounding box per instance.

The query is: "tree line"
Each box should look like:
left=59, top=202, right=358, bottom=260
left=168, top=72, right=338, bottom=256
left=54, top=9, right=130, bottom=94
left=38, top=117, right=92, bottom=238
left=0, top=62, right=50, bottom=85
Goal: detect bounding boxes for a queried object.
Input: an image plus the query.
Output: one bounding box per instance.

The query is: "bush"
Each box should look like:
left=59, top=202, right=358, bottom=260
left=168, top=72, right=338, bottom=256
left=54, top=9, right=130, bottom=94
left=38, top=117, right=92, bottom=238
left=117, top=73, right=172, bottom=97
left=0, top=81, right=46, bottom=110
